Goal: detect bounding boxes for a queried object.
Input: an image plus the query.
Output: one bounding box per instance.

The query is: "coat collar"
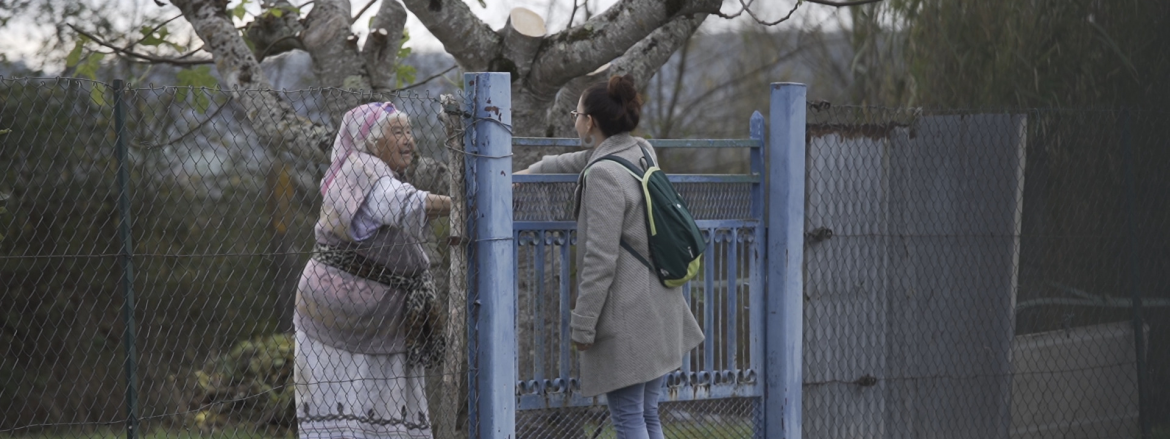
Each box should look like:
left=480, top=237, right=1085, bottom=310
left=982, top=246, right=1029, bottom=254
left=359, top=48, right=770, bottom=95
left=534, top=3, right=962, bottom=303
left=585, top=132, right=644, bottom=167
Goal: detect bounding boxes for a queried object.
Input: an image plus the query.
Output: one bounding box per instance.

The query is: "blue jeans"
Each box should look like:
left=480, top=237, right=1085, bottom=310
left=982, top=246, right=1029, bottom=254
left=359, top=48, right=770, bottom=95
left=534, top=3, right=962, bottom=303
left=606, top=375, right=665, bottom=439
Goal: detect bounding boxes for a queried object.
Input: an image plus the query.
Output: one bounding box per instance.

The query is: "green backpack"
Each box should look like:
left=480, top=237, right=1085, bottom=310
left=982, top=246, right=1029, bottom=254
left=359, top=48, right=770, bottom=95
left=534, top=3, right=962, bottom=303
left=580, top=145, right=706, bottom=288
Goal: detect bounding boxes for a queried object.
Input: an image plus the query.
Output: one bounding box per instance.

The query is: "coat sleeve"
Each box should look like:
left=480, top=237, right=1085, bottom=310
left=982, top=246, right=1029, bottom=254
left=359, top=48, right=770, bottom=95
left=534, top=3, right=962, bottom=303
left=355, top=176, right=429, bottom=235
left=526, top=149, right=592, bottom=174
left=570, top=163, right=627, bottom=345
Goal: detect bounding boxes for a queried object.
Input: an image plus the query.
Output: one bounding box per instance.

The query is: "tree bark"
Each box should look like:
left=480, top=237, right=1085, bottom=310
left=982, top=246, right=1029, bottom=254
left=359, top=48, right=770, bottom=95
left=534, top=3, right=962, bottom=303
left=363, top=0, right=409, bottom=92
left=266, top=157, right=300, bottom=333
left=525, top=0, right=720, bottom=99
left=399, top=0, right=501, bottom=72
left=500, top=7, right=547, bottom=79
left=301, top=0, right=370, bottom=90
left=171, top=0, right=331, bottom=164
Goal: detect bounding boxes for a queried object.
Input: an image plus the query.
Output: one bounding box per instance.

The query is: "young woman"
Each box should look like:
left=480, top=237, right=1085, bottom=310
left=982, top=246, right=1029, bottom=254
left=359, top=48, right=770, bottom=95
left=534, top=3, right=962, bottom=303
left=294, top=102, right=450, bottom=439
left=518, top=75, right=704, bottom=439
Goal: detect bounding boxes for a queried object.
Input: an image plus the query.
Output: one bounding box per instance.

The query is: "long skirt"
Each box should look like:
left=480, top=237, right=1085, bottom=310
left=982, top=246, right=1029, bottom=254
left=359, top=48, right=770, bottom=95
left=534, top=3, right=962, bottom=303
left=295, top=331, right=432, bottom=439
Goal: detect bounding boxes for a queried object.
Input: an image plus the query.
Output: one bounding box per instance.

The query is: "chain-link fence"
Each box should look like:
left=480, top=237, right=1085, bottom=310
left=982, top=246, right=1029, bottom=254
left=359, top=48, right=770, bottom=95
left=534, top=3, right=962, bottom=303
left=4, top=76, right=1169, bottom=439
left=803, top=104, right=1170, bottom=439
left=1, top=77, right=473, bottom=439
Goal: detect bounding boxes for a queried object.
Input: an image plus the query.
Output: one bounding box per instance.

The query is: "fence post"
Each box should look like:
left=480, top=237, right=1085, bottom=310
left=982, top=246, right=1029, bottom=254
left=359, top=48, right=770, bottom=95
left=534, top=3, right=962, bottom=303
left=765, top=83, right=806, bottom=439
left=1122, top=109, right=1151, bottom=439
left=112, top=79, right=139, bottom=439
left=463, top=72, right=515, bottom=439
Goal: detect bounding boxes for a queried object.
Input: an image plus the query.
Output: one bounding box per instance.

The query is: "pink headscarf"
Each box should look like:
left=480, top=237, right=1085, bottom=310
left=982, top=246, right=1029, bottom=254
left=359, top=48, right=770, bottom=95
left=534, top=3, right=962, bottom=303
left=321, top=102, right=400, bottom=196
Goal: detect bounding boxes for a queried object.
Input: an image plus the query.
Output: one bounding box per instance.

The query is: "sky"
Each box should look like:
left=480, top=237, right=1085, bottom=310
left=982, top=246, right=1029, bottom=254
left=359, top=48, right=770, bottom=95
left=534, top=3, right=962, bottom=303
left=0, top=0, right=849, bottom=69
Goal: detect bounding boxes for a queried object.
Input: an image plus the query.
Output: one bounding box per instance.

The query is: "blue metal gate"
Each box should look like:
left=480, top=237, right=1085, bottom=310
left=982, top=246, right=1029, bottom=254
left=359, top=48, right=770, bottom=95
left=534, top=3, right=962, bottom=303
left=461, top=73, right=806, bottom=439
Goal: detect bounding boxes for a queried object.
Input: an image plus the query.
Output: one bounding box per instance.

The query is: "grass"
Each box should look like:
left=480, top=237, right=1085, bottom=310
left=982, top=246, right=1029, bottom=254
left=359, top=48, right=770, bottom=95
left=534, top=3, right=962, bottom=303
left=11, top=427, right=293, bottom=439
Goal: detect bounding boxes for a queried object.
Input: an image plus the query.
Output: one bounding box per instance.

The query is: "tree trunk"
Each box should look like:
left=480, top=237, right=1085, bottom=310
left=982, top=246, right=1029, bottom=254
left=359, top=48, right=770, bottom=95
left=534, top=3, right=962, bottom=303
left=171, top=0, right=332, bottom=164
left=437, top=94, right=469, bottom=439
left=266, top=157, right=299, bottom=333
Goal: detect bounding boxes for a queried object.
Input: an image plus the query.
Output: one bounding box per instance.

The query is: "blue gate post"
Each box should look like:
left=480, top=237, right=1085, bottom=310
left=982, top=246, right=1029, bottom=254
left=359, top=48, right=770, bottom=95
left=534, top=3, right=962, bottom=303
left=464, top=72, right=516, bottom=439
left=765, top=83, right=806, bottom=439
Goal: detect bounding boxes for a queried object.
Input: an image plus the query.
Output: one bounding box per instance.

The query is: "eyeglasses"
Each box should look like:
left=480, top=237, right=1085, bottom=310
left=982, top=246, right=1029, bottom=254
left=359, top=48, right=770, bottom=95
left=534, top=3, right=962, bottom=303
left=570, top=110, right=587, bottom=124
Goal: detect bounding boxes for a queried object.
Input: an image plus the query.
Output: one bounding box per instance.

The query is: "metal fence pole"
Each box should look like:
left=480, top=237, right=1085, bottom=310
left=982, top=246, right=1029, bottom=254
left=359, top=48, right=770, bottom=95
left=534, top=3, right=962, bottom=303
left=112, top=79, right=139, bottom=439
left=463, top=72, right=516, bottom=439
left=765, top=82, right=806, bottom=439
left=1122, top=109, right=1151, bottom=439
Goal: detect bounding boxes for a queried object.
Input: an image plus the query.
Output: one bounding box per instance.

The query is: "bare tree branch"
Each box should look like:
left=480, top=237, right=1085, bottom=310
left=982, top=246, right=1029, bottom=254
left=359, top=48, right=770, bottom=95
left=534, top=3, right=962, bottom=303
left=394, top=64, right=457, bottom=92
left=805, top=0, right=884, bottom=7
left=68, top=24, right=214, bottom=66
left=126, top=14, right=184, bottom=51
left=543, top=13, right=705, bottom=139
left=400, top=0, right=500, bottom=72
left=715, top=0, right=801, bottom=26
left=528, top=0, right=720, bottom=97
left=714, top=0, right=757, bottom=19
left=170, top=0, right=332, bottom=164
left=352, top=0, right=378, bottom=23
left=718, top=0, right=885, bottom=26
left=363, top=0, right=408, bottom=92
left=301, top=0, right=370, bottom=89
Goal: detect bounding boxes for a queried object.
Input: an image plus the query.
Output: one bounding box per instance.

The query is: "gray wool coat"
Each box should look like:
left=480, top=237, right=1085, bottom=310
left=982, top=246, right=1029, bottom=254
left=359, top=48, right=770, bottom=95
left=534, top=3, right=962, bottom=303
left=526, top=133, right=705, bottom=397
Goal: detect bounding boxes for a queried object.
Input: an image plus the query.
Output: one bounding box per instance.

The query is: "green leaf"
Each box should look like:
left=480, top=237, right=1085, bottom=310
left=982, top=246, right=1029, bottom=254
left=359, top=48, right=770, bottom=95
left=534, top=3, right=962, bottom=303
left=66, top=36, right=89, bottom=68
left=0, top=129, right=10, bottom=135
left=176, top=66, right=218, bottom=113
left=477, top=0, right=486, bottom=7
left=139, top=25, right=172, bottom=46
left=396, top=28, right=412, bottom=60
left=270, top=7, right=283, bottom=18
left=396, top=64, right=416, bottom=88
left=232, top=0, right=249, bottom=20
left=75, top=52, right=105, bottom=80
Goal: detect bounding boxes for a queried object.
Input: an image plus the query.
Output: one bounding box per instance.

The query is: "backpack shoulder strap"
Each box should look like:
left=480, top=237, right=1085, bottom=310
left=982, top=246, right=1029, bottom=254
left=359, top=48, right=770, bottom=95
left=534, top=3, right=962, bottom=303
left=596, top=154, right=644, bottom=176
left=637, top=144, right=656, bottom=168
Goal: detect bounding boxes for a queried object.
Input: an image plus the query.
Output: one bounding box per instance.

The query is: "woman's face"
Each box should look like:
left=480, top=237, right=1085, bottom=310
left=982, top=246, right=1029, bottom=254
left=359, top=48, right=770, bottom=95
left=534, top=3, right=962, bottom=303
left=373, top=116, right=415, bottom=173
left=575, top=96, right=593, bottom=145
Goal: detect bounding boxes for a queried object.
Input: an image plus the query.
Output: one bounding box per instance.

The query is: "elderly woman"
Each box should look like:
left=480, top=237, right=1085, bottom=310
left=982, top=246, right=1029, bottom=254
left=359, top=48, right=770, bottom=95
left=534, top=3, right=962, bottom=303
left=294, top=102, right=450, bottom=439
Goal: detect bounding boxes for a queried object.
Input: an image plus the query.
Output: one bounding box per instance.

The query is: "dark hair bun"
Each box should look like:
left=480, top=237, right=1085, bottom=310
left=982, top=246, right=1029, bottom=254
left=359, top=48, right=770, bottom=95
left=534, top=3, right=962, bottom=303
left=607, top=74, right=639, bottom=105
left=580, top=74, right=643, bottom=136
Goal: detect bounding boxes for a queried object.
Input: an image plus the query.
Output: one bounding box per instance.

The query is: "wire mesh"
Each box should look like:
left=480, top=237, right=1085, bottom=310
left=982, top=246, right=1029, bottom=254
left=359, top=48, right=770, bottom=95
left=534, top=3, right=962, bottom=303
left=803, top=104, right=1170, bottom=439
left=5, top=76, right=1169, bottom=439
left=1, top=77, right=473, bottom=439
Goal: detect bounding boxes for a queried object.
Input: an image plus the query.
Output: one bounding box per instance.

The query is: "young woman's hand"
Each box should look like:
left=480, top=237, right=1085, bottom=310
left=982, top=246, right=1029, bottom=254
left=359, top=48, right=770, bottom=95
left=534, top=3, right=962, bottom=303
left=573, top=341, right=592, bottom=352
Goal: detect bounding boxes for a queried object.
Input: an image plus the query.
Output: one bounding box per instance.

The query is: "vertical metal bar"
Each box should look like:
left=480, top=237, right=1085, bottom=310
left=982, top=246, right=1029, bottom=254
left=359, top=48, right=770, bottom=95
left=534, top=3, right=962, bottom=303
left=1123, top=109, right=1151, bottom=439
left=765, top=83, right=806, bottom=439
left=112, top=80, right=139, bottom=439
left=464, top=79, right=482, bottom=437
left=749, top=111, right=767, bottom=439
left=465, top=72, right=515, bottom=439
left=559, top=233, right=571, bottom=382
left=727, top=228, right=738, bottom=371
left=683, top=280, right=692, bottom=373
left=534, top=231, right=546, bottom=381
left=749, top=111, right=765, bottom=371
left=704, top=228, right=715, bottom=372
